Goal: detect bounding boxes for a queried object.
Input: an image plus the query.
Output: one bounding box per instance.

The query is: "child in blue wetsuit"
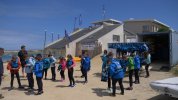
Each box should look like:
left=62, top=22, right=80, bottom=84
left=81, top=52, right=91, bottom=83
left=108, top=52, right=124, bottom=97
left=42, top=55, right=50, bottom=80
left=101, top=50, right=108, bottom=82
left=66, top=54, right=76, bottom=87
left=134, top=52, right=141, bottom=84
left=33, top=54, right=43, bottom=95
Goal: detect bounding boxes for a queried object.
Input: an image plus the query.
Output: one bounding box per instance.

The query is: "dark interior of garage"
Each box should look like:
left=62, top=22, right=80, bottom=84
left=142, top=33, right=169, bottom=63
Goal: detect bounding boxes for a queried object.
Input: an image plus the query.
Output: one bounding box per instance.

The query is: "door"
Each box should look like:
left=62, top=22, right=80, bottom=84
left=170, top=31, right=178, bottom=66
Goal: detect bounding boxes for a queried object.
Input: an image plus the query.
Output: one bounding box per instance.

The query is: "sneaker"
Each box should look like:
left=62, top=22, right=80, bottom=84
left=35, top=92, right=41, bottom=95
left=84, top=81, right=88, bottom=84
left=120, top=92, right=124, bottom=95
left=107, top=88, right=112, bottom=93
left=110, top=94, right=116, bottom=97
left=71, top=84, right=76, bottom=87
left=126, top=87, right=133, bottom=90
left=18, top=86, right=24, bottom=89
left=68, top=84, right=72, bottom=87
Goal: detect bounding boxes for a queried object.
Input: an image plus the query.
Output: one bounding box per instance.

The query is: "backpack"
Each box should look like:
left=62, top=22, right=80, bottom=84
left=134, top=55, right=140, bottom=69
left=112, top=60, right=122, bottom=73
left=82, top=57, right=90, bottom=70
left=43, top=58, right=50, bottom=69
left=111, top=60, right=124, bottom=79
left=11, top=59, right=19, bottom=68
left=66, top=59, right=73, bottom=68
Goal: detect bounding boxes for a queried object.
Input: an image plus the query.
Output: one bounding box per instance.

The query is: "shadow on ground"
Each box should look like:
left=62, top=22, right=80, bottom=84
left=92, top=88, right=110, bottom=97
left=93, top=73, right=101, bottom=78
left=2, top=86, right=27, bottom=91
left=56, top=85, right=69, bottom=88
left=148, top=94, right=177, bottom=100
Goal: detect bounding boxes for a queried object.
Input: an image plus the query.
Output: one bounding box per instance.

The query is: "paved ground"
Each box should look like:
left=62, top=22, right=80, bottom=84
left=0, top=55, right=177, bottom=100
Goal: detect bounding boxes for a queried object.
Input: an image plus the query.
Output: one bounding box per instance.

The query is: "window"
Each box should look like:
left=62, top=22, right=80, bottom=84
left=113, top=35, right=120, bottom=42
left=142, top=25, right=150, bottom=32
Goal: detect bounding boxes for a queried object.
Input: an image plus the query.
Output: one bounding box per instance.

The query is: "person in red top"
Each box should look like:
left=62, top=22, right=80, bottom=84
left=58, top=57, right=66, bottom=82
left=7, top=55, right=23, bottom=89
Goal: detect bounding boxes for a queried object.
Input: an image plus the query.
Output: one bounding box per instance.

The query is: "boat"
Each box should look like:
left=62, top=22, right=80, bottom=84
left=150, top=77, right=178, bottom=98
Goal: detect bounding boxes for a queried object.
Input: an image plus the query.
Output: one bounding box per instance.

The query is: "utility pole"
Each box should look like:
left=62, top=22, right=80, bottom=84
left=58, top=34, right=60, bottom=39
left=51, top=32, right=54, bottom=42
left=43, top=29, right=47, bottom=57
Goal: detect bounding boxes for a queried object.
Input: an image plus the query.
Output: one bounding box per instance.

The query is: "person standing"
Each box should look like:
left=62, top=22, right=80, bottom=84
left=66, top=54, right=76, bottom=87
left=80, top=51, right=85, bottom=78
left=108, top=52, right=124, bottom=96
left=58, top=57, right=66, bottom=82
left=134, top=52, right=141, bottom=84
left=126, top=52, right=135, bottom=90
left=33, top=54, right=44, bottom=95
left=48, top=54, right=56, bottom=81
left=0, top=48, right=4, bottom=99
left=81, top=52, right=91, bottom=83
left=24, top=54, right=35, bottom=90
left=18, top=45, right=28, bottom=77
left=7, top=56, right=24, bottom=89
left=145, top=51, right=151, bottom=78
left=42, top=55, right=50, bottom=80
left=101, top=50, right=108, bottom=82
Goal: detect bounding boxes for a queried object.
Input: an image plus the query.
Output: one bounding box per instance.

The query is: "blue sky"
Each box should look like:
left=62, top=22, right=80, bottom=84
left=0, top=0, right=178, bottom=50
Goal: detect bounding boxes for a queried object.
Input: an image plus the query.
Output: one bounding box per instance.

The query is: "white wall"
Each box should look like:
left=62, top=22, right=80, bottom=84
left=66, top=25, right=104, bottom=57
left=98, top=24, right=124, bottom=51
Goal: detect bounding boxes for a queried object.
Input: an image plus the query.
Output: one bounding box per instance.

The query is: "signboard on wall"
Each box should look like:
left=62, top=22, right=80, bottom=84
left=81, top=44, right=95, bottom=50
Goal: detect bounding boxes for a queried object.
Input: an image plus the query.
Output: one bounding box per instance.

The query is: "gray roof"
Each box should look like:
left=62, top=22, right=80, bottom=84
left=124, top=19, right=170, bottom=28
left=92, top=19, right=122, bottom=25
left=46, top=27, right=98, bottom=49
left=78, top=25, right=120, bottom=44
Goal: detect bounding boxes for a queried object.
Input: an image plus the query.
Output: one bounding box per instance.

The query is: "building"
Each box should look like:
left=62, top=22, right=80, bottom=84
left=45, top=18, right=178, bottom=67
left=123, top=19, right=178, bottom=67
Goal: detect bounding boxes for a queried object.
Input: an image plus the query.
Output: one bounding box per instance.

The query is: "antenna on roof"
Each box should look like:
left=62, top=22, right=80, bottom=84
left=73, top=17, right=77, bottom=31
left=102, top=5, right=106, bottom=20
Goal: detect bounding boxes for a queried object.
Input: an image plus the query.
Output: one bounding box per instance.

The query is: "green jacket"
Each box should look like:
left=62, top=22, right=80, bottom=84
left=128, top=57, right=134, bottom=71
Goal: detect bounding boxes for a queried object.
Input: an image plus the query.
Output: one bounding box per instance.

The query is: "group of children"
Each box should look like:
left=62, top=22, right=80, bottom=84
left=101, top=50, right=151, bottom=97
left=6, top=50, right=92, bottom=95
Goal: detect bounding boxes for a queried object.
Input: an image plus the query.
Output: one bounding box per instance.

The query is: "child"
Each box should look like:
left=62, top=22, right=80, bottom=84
left=81, top=52, right=91, bottom=83
left=42, top=55, right=50, bottom=80
left=58, top=57, right=66, bottom=81
left=101, top=50, right=108, bottom=82
left=48, top=54, right=56, bottom=81
left=7, top=55, right=23, bottom=89
left=134, top=52, right=141, bottom=84
left=33, top=54, right=43, bottom=95
left=108, top=52, right=124, bottom=96
left=24, top=54, right=35, bottom=90
left=66, top=54, right=76, bottom=87
left=126, top=52, right=135, bottom=90
left=144, top=51, right=151, bottom=78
